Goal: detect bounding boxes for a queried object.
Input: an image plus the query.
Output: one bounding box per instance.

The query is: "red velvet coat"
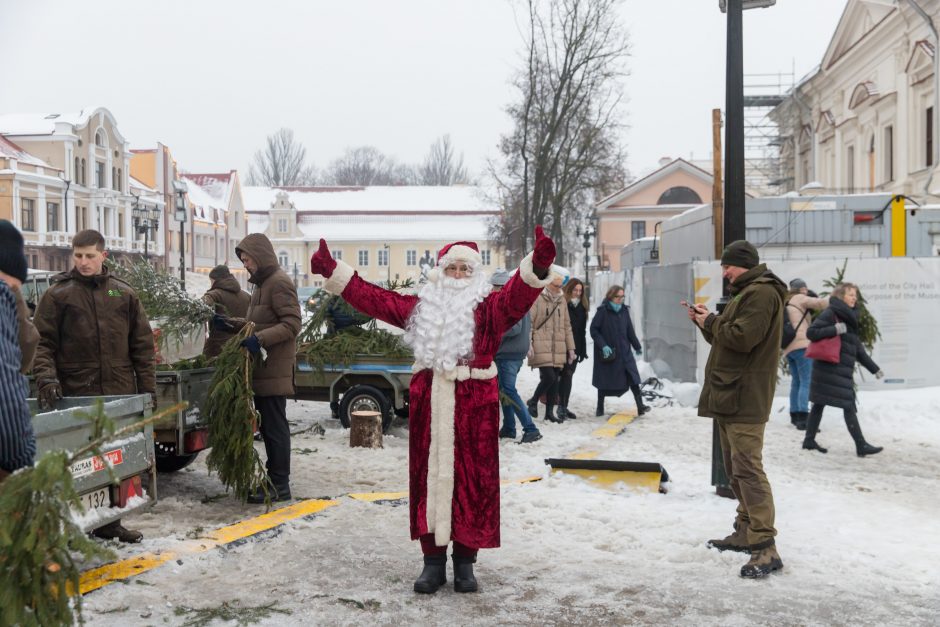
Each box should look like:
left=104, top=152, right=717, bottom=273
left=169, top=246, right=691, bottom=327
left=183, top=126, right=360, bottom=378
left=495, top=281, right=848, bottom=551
left=326, top=256, right=549, bottom=548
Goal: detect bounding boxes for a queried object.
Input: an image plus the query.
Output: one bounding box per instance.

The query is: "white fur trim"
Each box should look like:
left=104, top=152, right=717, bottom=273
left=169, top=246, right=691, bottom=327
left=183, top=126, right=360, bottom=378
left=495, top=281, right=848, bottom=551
left=519, top=252, right=554, bottom=289
left=413, top=362, right=498, bottom=381
left=441, top=244, right=481, bottom=265
left=427, top=372, right=456, bottom=546
left=323, top=259, right=354, bottom=294
left=426, top=268, right=440, bottom=283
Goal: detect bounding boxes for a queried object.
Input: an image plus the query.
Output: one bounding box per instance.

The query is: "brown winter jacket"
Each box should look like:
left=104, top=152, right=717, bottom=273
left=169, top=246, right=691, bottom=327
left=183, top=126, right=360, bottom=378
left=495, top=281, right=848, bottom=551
left=202, top=276, right=250, bottom=358
left=11, top=284, right=38, bottom=373
left=527, top=288, right=575, bottom=369
left=232, top=234, right=301, bottom=397
left=696, top=264, right=787, bottom=424
left=781, top=292, right=829, bottom=356
left=32, top=267, right=156, bottom=397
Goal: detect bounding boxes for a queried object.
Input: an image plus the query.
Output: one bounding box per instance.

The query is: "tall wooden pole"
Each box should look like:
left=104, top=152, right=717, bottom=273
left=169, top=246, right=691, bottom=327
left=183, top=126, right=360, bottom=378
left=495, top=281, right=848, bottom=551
left=712, top=109, right=724, bottom=260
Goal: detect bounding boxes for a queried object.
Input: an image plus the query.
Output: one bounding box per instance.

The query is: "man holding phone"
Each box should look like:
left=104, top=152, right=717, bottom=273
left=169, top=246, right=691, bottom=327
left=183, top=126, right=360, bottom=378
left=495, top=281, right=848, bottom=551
left=686, top=240, right=787, bottom=579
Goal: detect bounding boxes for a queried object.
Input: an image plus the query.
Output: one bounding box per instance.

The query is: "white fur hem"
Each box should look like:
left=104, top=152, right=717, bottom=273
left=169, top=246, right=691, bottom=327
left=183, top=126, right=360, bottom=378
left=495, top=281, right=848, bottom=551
left=323, top=260, right=354, bottom=294
left=427, top=373, right=456, bottom=546
left=519, top=252, right=554, bottom=289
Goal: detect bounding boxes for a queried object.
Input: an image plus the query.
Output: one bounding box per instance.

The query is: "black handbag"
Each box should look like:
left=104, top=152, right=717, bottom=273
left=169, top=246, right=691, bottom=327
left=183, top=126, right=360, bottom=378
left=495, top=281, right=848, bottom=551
left=600, top=347, right=617, bottom=363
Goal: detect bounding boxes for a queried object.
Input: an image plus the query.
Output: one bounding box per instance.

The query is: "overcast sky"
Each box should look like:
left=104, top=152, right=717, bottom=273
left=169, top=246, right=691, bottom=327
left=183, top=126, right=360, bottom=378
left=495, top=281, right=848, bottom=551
left=0, top=0, right=847, bottom=182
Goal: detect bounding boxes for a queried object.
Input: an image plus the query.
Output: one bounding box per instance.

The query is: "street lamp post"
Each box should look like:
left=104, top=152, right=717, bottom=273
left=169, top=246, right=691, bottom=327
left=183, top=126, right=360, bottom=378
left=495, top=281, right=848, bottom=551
left=173, top=180, right=188, bottom=289
left=576, top=221, right=596, bottom=294
left=131, top=195, right=160, bottom=260
left=292, top=261, right=299, bottom=287
left=383, top=243, right=391, bottom=286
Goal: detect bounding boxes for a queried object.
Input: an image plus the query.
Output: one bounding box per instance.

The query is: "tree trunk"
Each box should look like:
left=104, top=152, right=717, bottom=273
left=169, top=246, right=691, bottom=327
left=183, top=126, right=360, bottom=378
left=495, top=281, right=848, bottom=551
left=349, top=411, right=383, bottom=449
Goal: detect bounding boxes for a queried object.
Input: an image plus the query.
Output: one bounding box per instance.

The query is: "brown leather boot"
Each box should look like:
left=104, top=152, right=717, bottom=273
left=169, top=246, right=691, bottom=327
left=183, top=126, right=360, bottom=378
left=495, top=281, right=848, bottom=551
left=707, top=521, right=749, bottom=553
left=93, top=520, right=143, bottom=544
left=740, top=545, right=784, bottom=578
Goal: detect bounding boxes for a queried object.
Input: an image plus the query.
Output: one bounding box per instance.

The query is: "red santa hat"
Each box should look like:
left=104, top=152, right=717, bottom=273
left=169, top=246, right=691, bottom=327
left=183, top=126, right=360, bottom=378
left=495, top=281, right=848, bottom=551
left=427, top=241, right=482, bottom=283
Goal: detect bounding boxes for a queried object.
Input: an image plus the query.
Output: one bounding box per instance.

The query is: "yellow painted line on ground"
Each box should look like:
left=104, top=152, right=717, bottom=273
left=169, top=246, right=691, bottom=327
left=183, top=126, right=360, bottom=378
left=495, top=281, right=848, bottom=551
left=80, top=498, right=338, bottom=594
left=569, top=450, right=601, bottom=460
left=549, top=468, right=662, bottom=492
left=348, top=491, right=408, bottom=502
left=609, top=411, right=637, bottom=425
left=591, top=424, right=626, bottom=438
left=502, top=475, right=542, bottom=486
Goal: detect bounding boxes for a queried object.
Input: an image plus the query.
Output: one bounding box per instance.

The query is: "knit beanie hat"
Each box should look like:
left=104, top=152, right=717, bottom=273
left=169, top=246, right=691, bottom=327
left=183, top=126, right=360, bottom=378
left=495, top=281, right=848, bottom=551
left=720, top=240, right=759, bottom=269
left=489, top=268, right=511, bottom=286
left=0, top=220, right=28, bottom=283
left=209, top=264, right=231, bottom=280
left=789, top=278, right=807, bottom=290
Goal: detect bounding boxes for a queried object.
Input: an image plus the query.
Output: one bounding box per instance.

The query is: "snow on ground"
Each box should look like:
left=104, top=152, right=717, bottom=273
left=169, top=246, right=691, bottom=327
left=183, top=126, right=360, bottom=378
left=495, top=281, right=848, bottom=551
left=82, top=357, right=939, bottom=626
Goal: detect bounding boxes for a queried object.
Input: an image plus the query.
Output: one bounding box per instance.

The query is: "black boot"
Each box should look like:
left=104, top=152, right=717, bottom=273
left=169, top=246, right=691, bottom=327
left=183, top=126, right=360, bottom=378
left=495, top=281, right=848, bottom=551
left=844, top=411, right=883, bottom=457
left=789, top=412, right=799, bottom=427
left=596, top=394, right=605, bottom=417
left=795, top=412, right=808, bottom=431
left=452, top=554, right=478, bottom=593
left=545, top=405, right=563, bottom=423
left=526, top=397, right=538, bottom=418
left=413, top=555, right=447, bottom=594
left=631, top=384, right=650, bottom=415
left=247, top=483, right=291, bottom=504
left=802, top=406, right=827, bottom=453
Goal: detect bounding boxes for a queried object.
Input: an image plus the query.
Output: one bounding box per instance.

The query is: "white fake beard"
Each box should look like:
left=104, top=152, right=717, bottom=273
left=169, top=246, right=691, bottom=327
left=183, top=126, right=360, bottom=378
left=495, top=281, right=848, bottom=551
left=404, top=270, right=492, bottom=371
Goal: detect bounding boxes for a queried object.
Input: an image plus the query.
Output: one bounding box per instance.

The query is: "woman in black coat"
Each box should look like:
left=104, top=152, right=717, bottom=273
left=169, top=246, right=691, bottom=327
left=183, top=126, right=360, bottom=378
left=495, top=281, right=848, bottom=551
left=589, top=284, right=648, bottom=417
left=803, top=282, right=884, bottom=456
left=557, top=278, right=589, bottom=419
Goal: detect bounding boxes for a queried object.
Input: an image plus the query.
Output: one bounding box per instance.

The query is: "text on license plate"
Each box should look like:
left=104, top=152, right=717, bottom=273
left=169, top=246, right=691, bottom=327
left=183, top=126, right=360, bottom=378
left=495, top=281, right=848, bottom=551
left=80, top=487, right=110, bottom=511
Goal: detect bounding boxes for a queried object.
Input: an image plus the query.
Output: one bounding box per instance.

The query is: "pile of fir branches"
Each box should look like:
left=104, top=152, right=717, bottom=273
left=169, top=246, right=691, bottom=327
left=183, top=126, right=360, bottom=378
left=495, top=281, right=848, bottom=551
left=0, top=400, right=184, bottom=626
left=155, top=353, right=214, bottom=372
left=204, top=323, right=269, bottom=503
left=108, top=258, right=214, bottom=347
left=297, top=279, right=413, bottom=373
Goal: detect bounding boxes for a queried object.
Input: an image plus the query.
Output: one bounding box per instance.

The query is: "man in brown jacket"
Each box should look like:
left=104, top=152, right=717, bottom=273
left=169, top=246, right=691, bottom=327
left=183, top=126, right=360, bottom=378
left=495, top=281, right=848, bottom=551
left=223, top=233, right=301, bottom=504
left=202, top=264, right=249, bottom=358
left=688, top=240, right=787, bottom=579
left=32, top=229, right=155, bottom=543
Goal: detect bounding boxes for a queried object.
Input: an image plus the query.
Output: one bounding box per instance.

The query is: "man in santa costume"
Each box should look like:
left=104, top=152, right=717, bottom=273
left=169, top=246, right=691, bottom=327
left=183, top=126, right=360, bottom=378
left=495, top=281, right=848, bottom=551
left=310, top=227, right=556, bottom=594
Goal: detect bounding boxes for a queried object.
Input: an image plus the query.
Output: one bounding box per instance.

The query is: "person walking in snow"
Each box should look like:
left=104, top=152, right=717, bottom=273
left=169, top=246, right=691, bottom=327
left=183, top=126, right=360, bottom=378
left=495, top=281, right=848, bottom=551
left=201, top=264, right=249, bottom=358
left=526, top=274, right=576, bottom=423
left=802, top=282, right=884, bottom=457
left=557, top=278, right=589, bottom=420
left=590, top=285, right=648, bottom=417
left=782, top=278, right=829, bottom=430
left=689, top=240, right=785, bottom=579
left=310, top=227, right=557, bottom=595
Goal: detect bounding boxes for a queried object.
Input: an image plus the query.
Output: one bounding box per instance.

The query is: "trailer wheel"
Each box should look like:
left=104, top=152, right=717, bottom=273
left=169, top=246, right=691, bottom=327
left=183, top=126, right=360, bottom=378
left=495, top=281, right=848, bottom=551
left=155, top=442, right=199, bottom=473
left=339, top=384, right=392, bottom=432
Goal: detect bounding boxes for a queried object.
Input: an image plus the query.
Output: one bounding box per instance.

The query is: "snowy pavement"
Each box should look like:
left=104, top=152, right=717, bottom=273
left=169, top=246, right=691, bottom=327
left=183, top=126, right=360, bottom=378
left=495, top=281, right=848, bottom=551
left=81, top=360, right=939, bottom=626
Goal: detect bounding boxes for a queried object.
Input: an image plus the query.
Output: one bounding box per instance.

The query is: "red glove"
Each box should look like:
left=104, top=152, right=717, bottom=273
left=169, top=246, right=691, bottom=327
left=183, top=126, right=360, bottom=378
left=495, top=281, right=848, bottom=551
left=310, top=239, right=337, bottom=278
left=532, top=225, right=556, bottom=269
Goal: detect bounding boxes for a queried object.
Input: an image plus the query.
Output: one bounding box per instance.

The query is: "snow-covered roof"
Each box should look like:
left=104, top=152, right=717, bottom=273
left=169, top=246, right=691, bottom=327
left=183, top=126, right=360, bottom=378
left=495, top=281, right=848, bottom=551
left=129, top=175, right=159, bottom=195
left=248, top=214, right=493, bottom=243
left=181, top=172, right=233, bottom=205
left=0, top=135, right=53, bottom=168
left=0, top=106, right=112, bottom=136
left=243, top=185, right=496, bottom=214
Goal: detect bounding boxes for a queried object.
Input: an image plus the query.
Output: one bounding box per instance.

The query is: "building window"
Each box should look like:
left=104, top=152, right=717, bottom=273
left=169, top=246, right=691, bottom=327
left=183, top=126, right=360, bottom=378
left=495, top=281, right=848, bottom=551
left=277, top=217, right=288, bottom=233
left=118, top=210, right=124, bottom=238
left=21, top=198, right=35, bottom=231
left=95, top=161, right=105, bottom=188
left=406, top=249, right=417, bottom=266
left=78, top=206, right=87, bottom=230
left=47, top=202, right=59, bottom=231
left=95, top=130, right=104, bottom=147
left=631, top=221, right=646, bottom=240
left=74, top=156, right=79, bottom=181
left=358, top=250, right=369, bottom=266
left=378, top=248, right=389, bottom=266
left=927, top=107, right=934, bottom=168
left=80, top=159, right=86, bottom=185
left=278, top=251, right=289, bottom=267
left=846, top=145, right=855, bottom=191
left=481, top=249, right=491, bottom=265
left=112, top=166, right=117, bottom=190
left=332, top=249, right=343, bottom=261
left=884, top=126, right=894, bottom=183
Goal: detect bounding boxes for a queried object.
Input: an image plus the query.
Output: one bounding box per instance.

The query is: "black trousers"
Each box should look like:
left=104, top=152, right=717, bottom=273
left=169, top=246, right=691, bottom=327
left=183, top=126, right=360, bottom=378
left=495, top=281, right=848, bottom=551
left=255, top=395, right=290, bottom=489
left=559, top=361, right=578, bottom=406
left=530, top=367, right=562, bottom=408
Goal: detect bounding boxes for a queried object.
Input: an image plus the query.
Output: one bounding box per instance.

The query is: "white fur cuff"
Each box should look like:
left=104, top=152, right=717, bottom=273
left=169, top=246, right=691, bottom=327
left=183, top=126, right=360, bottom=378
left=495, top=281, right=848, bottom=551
left=323, top=259, right=354, bottom=295
left=519, top=252, right=554, bottom=289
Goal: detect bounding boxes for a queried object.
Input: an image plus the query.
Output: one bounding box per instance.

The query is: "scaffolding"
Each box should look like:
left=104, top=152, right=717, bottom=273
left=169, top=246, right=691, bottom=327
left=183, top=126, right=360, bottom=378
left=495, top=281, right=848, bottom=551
left=742, top=70, right=794, bottom=196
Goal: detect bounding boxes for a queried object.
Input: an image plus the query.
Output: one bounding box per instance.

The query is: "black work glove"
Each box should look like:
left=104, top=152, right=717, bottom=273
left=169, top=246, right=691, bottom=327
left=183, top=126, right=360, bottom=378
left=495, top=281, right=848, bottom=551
left=212, top=314, right=235, bottom=332
left=240, top=335, right=262, bottom=354
left=38, top=380, right=63, bottom=410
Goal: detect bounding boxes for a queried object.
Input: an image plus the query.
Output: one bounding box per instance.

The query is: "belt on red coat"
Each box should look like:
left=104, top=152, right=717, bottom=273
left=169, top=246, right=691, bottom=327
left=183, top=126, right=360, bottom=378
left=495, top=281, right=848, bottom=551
left=412, top=361, right=498, bottom=380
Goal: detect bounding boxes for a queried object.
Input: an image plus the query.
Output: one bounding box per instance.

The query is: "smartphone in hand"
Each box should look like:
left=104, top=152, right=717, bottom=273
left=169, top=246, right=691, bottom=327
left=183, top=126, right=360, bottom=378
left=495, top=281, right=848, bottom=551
left=680, top=300, right=698, bottom=312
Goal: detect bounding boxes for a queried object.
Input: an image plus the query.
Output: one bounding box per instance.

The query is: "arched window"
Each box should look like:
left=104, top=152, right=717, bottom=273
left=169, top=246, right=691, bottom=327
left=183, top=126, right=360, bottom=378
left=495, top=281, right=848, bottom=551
left=657, top=186, right=703, bottom=205
left=95, top=130, right=104, bottom=147
left=74, top=157, right=79, bottom=181
left=80, top=159, right=86, bottom=185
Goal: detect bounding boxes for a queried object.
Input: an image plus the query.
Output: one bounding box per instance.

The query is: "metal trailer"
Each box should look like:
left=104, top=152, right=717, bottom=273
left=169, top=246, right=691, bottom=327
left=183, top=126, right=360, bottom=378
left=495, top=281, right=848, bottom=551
left=30, top=394, right=157, bottom=533
left=154, top=367, right=214, bottom=472
left=292, top=353, right=413, bottom=432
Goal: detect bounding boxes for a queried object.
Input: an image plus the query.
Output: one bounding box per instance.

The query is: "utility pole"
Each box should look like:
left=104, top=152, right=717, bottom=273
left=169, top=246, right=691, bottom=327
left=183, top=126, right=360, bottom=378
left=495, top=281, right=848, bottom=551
left=712, top=109, right=724, bottom=260
left=724, top=0, right=746, bottom=250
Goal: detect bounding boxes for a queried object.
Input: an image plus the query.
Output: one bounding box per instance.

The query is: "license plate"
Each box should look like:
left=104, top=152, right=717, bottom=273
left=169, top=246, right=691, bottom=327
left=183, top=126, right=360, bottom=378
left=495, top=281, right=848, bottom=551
left=79, top=487, right=110, bottom=511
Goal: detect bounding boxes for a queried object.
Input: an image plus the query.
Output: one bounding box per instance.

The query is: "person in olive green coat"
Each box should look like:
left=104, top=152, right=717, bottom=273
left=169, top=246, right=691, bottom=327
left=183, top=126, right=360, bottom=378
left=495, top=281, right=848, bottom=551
left=688, top=240, right=787, bottom=579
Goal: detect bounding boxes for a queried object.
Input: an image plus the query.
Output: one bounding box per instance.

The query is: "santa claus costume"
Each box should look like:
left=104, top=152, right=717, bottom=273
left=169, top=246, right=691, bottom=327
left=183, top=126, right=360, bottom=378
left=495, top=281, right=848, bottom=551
left=310, top=228, right=556, bottom=593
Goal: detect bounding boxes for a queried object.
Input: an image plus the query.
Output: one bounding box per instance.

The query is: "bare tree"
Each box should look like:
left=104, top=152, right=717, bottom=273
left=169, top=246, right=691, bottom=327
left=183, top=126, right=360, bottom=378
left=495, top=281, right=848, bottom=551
left=419, top=135, right=471, bottom=185
left=491, top=0, right=629, bottom=265
left=323, top=146, right=416, bottom=185
left=247, top=128, right=317, bottom=186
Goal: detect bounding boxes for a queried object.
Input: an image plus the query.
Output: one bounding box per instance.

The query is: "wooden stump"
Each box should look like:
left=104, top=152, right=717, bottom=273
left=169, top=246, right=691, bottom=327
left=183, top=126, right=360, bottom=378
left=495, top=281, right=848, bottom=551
left=349, top=410, right=383, bottom=449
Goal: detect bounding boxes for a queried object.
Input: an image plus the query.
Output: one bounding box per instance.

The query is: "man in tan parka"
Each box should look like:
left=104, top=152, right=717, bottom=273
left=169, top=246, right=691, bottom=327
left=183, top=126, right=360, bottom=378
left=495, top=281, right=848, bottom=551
left=222, top=233, right=301, bottom=504
left=201, top=264, right=249, bottom=358
left=688, top=240, right=786, bottom=579
left=33, top=229, right=155, bottom=543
